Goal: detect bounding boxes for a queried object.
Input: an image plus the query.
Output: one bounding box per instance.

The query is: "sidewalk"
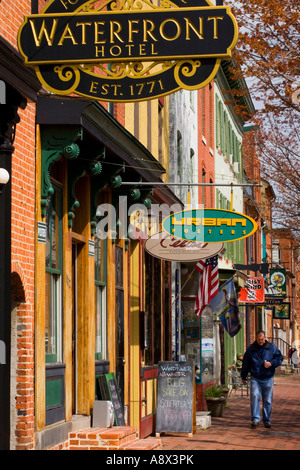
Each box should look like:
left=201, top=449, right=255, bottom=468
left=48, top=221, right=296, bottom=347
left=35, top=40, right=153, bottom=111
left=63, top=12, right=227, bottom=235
left=159, top=372, right=300, bottom=450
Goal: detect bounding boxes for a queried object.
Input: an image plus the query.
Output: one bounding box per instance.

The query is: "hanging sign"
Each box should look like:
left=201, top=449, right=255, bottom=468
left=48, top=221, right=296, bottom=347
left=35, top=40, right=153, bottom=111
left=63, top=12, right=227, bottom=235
left=238, top=277, right=265, bottom=303
left=269, top=269, right=286, bottom=298
left=273, top=302, right=290, bottom=320
left=145, top=231, right=224, bottom=261
left=17, top=0, right=238, bottom=102
left=162, top=208, right=257, bottom=243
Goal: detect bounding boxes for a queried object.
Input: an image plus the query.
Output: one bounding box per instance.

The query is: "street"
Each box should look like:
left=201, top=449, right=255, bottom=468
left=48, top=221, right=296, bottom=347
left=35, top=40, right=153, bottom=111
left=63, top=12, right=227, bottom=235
left=159, top=372, right=300, bottom=450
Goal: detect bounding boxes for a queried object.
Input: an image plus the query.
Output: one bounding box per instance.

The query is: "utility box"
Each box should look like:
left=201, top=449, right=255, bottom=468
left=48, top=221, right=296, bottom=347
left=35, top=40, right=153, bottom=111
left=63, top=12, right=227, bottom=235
left=92, top=401, right=114, bottom=428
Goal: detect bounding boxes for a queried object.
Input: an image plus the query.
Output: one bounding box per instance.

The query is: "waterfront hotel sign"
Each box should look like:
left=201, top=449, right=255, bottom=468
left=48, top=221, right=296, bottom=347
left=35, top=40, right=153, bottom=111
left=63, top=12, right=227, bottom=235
left=17, top=0, right=238, bottom=102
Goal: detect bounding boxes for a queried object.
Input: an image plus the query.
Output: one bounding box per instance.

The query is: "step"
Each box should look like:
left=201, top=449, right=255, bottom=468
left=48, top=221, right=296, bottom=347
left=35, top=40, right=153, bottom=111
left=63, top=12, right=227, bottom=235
left=196, top=411, right=211, bottom=429
left=120, top=438, right=162, bottom=450
left=68, top=426, right=161, bottom=450
left=68, top=426, right=138, bottom=450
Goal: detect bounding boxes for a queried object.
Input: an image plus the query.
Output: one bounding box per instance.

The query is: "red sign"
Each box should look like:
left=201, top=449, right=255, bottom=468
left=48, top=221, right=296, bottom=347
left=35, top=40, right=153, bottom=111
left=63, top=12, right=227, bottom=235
left=238, top=277, right=265, bottom=303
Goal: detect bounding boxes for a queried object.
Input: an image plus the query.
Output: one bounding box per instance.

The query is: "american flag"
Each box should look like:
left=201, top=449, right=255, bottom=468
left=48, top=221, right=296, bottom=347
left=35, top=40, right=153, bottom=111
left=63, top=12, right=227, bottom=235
left=194, top=255, right=219, bottom=317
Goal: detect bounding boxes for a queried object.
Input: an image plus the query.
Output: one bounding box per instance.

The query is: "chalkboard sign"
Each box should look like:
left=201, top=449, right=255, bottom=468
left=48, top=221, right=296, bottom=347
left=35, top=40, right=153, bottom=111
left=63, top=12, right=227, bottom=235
left=156, top=361, right=195, bottom=435
left=97, top=373, right=125, bottom=426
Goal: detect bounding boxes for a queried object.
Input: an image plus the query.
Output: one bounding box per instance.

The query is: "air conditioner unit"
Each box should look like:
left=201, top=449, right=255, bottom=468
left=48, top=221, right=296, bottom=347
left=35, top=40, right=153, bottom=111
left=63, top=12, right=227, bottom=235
left=233, top=162, right=239, bottom=173
left=92, top=401, right=114, bottom=428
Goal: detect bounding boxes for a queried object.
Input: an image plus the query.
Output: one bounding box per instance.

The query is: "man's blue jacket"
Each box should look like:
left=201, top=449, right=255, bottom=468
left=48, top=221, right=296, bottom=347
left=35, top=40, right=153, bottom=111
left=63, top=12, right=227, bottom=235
left=241, top=340, right=283, bottom=381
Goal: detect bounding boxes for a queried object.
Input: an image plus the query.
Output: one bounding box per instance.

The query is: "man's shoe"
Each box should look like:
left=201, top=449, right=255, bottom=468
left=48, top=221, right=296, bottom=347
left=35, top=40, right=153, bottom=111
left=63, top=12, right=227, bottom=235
left=264, top=422, right=271, bottom=428
left=251, top=422, right=258, bottom=429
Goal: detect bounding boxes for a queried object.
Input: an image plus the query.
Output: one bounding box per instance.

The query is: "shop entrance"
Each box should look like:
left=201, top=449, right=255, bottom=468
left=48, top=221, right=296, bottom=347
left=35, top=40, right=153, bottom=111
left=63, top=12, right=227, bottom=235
left=71, top=240, right=84, bottom=414
left=115, top=245, right=125, bottom=412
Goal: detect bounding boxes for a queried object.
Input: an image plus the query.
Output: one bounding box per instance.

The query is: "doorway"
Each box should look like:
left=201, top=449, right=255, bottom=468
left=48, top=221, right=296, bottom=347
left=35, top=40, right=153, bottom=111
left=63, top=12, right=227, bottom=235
left=72, top=243, right=77, bottom=414
left=115, top=245, right=125, bottom=410
left=71, top=240, right=84, bottom=415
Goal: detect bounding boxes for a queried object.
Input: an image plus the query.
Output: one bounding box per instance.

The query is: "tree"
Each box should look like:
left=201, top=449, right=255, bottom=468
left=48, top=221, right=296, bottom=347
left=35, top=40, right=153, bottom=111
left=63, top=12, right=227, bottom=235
left=243, top=114, right=300, bottom=238
left=228, top=0, right=300, bottom=117
left=226, top=0, right=300, bottom=235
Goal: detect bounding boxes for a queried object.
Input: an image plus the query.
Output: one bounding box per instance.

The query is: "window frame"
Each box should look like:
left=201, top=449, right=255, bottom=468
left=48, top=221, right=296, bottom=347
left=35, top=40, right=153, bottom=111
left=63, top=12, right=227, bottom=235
left=45, top=182, right=63, bottom=364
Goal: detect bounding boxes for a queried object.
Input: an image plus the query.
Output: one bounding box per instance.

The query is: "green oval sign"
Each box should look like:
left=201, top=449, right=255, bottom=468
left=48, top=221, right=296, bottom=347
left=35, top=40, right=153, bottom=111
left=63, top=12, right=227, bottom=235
left=162, top=208, right=258, bottom=243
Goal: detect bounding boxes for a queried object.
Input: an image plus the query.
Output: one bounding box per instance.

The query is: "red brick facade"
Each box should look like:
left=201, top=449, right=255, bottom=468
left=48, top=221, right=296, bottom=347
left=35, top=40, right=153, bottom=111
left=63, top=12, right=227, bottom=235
left=1, top=0, right=36, bottom=448
left=197, top=84, right=215, bottom=208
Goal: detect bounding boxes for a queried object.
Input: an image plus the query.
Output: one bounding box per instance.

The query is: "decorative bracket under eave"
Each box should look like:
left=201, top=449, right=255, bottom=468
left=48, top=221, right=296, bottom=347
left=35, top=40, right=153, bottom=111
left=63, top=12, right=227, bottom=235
left=40, top=125, right=82, bottom=218
left=90, top=162, right=125, bottom=237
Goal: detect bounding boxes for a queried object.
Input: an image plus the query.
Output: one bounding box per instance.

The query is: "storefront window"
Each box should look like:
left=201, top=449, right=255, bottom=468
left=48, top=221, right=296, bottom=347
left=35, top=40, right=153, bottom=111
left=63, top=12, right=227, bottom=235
left=45, top=187, right=62, bottom=363
left=200, top=308, right=214, bottom=382
left=180, top=263, right=214, bottom=383
left=95, top=236, right=107, bottom=360
left=181, top=301, right=214, bottom=382
left=145, top=252, right=171, bottom=366
left=181, top=300, right=200, bottom=369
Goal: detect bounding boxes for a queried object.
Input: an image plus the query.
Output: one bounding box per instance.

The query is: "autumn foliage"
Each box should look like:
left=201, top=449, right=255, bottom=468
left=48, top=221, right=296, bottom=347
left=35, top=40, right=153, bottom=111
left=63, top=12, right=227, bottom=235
left=226, top=0, right=300, bottom=236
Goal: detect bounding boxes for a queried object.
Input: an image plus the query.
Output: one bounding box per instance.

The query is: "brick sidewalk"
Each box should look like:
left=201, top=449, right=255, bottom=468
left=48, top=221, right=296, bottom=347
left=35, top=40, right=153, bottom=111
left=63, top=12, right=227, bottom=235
left=159, top=372, right=300, bottom=450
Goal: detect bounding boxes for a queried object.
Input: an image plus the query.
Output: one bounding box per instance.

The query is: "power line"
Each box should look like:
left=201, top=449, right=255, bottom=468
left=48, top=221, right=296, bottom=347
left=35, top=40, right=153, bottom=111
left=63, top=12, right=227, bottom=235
left=120, top=182, right=262, bottom=187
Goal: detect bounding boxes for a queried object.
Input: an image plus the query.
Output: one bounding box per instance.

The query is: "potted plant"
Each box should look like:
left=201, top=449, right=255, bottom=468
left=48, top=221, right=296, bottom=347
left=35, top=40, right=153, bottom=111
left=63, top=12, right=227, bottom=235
left=204, top=385, right=226, bottom=417
left=219, top=384, right=230, bottom=404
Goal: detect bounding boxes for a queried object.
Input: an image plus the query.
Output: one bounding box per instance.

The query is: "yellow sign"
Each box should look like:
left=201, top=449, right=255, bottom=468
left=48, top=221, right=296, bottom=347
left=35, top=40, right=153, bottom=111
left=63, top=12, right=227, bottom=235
left=162, top=208, right=258, bottom=243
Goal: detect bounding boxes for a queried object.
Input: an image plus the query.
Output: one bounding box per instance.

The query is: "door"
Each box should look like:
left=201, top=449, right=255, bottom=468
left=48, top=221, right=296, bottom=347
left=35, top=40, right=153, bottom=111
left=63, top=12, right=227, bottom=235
left=115, top=246, right=125, bottom=410
left=71, top=243, right=77, bottom=414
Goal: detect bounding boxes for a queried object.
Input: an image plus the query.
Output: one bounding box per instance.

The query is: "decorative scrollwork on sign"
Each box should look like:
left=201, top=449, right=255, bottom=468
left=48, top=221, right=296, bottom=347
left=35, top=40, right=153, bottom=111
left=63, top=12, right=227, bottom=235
left=174, top=60, right=202, bottom=90
left=91, top=0, right=174, bottom=12
left=83, top=60, right=174, bottom=80
left=36, top=65, right=81, bottom=96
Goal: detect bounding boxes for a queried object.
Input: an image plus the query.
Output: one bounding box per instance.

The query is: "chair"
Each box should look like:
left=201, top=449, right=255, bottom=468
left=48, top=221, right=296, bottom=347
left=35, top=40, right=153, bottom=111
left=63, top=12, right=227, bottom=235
left=227, top=367, right=249, bottom=396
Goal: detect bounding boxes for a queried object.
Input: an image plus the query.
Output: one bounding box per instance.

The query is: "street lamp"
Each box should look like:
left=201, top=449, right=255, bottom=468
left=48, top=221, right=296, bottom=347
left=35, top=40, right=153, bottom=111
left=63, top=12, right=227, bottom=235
left=0, top=81, right=26, bottom=450
left=0, top=168, right=9, bottom=194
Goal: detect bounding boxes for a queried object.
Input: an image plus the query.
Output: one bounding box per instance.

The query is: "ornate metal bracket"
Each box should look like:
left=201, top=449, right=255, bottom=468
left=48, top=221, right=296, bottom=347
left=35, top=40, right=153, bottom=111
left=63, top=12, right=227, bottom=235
left=40, top=125, right=82, bottom=218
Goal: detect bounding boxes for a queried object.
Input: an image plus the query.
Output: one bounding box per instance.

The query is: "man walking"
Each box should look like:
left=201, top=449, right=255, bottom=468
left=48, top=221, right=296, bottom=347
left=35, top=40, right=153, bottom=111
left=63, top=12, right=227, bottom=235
left=241, top=330, right=283, bottom=429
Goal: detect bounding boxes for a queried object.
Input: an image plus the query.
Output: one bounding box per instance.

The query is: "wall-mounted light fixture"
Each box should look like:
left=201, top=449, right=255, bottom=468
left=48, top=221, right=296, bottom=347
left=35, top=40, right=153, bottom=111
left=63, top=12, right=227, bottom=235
left=0, top=168, right=10, bottom=194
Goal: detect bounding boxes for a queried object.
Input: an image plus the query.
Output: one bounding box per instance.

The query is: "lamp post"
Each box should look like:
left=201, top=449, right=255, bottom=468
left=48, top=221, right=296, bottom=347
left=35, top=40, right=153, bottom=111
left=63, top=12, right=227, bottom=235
left=0, top=146, right=12, bottom=450
left=0, top=82, right=25, bottom=450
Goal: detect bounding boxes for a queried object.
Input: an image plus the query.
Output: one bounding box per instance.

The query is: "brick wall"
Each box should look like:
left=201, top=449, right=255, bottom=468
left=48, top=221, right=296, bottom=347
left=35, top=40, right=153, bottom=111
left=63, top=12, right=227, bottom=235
left=196, top=380, right=215, bottom=411
left=10, top=103, right=36, bottom=450
left=47, top=427, right=162, bottom=451
left=0, top=0, right=36, bottom=449
left=197, top=84, right=215, bottom=207
left=0, top=0, right=30, bottom=46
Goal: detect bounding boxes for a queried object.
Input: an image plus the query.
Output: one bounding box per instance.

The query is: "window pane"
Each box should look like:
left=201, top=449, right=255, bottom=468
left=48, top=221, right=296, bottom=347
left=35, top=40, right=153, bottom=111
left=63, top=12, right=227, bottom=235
left=181, top=300, right=200, bottom=367
left=45, top=199, right=51, bottom=269
left=45, top=191, right=61, bottom=270
left=95, top=286, right=107, bottom=360
left=201, top=308, right=214, bottom=382
left=95, top=237, right=106, bottom=284
left=45, top=272, right=62, bottom=362
left=153, top=257, right=162, bottom=364
left=145, top=252, right=153, bottom=366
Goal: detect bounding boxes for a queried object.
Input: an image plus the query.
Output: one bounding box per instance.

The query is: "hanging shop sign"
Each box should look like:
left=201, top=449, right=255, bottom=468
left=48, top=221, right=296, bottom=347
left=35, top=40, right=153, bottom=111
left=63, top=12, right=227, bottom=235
left=17, top=0, right=238, bottom=102
left=145, top=231, right=224, bottom=262
left=162, top=208, right=257, bottom=243
left=269, top=269, right=286, bottom=298
left=265, top=298, right=284, bottom=306
left=273, top=302, right=290, bottom=320
left=238, top=277, right=265, bottom=303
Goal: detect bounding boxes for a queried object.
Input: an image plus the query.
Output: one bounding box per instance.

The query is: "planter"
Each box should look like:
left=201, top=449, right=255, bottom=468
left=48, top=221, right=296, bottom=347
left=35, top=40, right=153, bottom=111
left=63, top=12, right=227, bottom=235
left=220, top=388, right=229, bottom=404
left=206, top=397, right=226, bottom=417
